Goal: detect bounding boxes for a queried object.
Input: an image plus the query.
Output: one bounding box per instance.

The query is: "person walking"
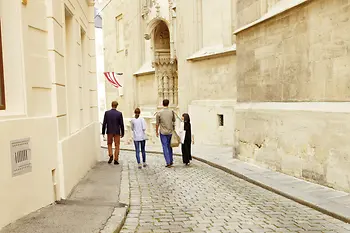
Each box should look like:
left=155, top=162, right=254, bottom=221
left=102, top=101, right=124, bottom=165
left=181, top=113, right=194, bottom=165
left=131, top=108, right=147, bottom=169
left=156, top=99, right=175, bottom=168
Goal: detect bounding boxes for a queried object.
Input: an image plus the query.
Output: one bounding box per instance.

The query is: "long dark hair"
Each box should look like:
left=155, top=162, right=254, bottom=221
left=182, top=113, right=190, bottom=123
left=134, top=108, right=141, bottom=119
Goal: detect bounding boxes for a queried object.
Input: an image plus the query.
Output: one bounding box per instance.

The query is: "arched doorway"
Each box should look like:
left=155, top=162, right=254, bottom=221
left=152, top=21, right=178, bottom=108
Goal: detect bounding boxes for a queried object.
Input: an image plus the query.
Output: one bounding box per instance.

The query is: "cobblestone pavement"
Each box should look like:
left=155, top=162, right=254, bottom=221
left=120, top=152, right=350, bottom=233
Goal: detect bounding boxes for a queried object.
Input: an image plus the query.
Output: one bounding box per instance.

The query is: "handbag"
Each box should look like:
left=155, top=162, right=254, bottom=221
left=170, top=111, right=180, bottom=147
left=170, top=130, right=181, bottom=147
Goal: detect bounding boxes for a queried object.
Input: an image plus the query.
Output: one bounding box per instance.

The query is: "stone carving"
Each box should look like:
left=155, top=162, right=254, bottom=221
left=141, top=0, right=155, bottom=19
left=156, top=2, right=161, bottom=17
left=151, top=21, right=178, bottom=107
left=154, top=58, right=178, bottom=106
left=144, top=33, right=151, bottom=40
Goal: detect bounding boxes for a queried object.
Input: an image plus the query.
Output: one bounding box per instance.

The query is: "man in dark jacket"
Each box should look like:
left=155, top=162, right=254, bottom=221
left=102, top=101, right=124, bottom=164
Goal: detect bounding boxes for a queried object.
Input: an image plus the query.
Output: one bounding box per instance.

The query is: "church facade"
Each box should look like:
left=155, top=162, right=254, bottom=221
left=103, top=0, right=237, bottom=146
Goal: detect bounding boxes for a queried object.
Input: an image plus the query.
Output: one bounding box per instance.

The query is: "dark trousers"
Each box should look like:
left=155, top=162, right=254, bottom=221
left=181, top=142, right=192, bottom=164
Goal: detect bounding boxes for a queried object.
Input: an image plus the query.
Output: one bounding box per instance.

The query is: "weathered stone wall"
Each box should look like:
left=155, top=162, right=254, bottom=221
left=136, top=74, right=158, bottom=106
left=190, top=56, right=236, bottom=100
left=103, top=0, right=143, bottom=117
left=236, top=109, right=350, bottom=192
left=237, top=0, right=350, bottom=102
left=236, top=0, right=262, bottom=28
left=235, top=0, right=350, bottom=192
left=176, top=0, right=237, bottom=145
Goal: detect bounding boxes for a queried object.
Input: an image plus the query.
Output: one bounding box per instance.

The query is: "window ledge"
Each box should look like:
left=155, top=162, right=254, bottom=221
left=234, top=0, right=309, bottom=34
left=133, top=61, right=155, bottom=77
left=187, top=44, right=236, bottom=62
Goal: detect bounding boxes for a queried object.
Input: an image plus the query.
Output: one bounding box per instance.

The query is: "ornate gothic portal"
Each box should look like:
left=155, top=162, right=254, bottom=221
left=152, top=21, right=178, bottom=107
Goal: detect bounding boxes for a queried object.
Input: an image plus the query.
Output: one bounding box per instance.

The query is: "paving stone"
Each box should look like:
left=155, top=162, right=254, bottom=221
left=120, top=152, right=350, bottom=233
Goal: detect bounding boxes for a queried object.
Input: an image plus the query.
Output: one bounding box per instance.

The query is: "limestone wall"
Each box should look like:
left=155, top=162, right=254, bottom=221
left=237, top=0, right=262, bottom=28
left=0, top=0, right=99, bottom=229
left=189, top=56, right=237, bottom=101
left=237, top=0, right=350, bottom=102
left=235, top=0, right=350, bottom=191
left=236, top=108, right=350, bottom=192
left=103, top=0, right=144, bottom=117
left=175, top=0, right=237, bottom=146
left=137, top=74, right=158, bottom=106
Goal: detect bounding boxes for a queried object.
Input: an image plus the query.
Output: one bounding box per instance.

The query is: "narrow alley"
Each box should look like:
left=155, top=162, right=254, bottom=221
left=120, top=152, right=350, bottom=233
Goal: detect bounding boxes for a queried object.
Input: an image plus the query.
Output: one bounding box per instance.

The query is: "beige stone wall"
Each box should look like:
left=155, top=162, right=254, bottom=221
left=236, top=109, right=350, bottom=192
left=236, top=0, right=262, bottom=28
left=103, top=0, right=143, bottom=117
left=136, top=74, right=158, bottom=106
left=0, top=0, right=99, bottom=229
left=189, top=56, right=236, bottom=100
left=236, top=0, right=284, bottom=29
left=235, top=0, right=350, bottom=192
left=176, top=0, right=237, bottom=145
left=237, top=0, right=350, bottom=102
left=176, top=0, right=237, bottom=106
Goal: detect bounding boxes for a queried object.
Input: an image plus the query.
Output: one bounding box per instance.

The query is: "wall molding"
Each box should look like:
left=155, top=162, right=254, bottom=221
left=133, top=61, right=155, bottom=77
left=234, top=0, right=309, bottom=34
left=187, top=44, right=236, bottom=62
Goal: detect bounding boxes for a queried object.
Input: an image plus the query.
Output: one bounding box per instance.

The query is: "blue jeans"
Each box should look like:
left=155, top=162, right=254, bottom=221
left=134, top=140, right=146, bottom=164
left=160, top=134, right=173, bottom=165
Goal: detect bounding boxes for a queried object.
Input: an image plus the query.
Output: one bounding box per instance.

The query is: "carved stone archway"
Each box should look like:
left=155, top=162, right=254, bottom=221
left=151, top=21, right=178, bottom=108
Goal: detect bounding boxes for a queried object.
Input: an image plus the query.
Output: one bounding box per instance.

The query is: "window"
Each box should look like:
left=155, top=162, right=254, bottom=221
left=0, top=21, right=5, bottom=110
left=116, top=14, right=124, bottom=52
left=218, top=114, right=224, bottom=127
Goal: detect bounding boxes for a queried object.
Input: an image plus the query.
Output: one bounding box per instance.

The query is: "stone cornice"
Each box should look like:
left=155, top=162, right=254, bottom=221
left=187, top=44, right=236, bottom=62
left=134, top=61, right=155, bottom=77
left=234, top=0, right=309, bottom=34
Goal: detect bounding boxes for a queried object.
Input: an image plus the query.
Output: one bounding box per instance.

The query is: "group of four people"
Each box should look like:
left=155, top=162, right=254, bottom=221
left=102, top=99, right=194, bottom=168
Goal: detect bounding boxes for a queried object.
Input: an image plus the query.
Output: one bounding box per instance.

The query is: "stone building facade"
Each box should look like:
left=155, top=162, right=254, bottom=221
left=0, top=0, right=99, bottom=229
left=102, top=0, right=350, bottom=193
left=234, top=0, right=350, bottom=193
left=103, top=0, right=237, bottom=146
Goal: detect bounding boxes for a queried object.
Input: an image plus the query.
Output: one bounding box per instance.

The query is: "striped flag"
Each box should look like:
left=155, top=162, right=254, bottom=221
left=104, top=72, right=123, bottom=88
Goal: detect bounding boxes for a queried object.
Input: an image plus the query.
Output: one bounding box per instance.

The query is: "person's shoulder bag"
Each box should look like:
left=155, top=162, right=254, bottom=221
left=170, top=111, right=181, bottom=147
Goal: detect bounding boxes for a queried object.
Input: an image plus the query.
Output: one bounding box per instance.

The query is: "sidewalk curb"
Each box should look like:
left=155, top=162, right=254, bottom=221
left=100, top=162, right=130, bottom=233
left=192, top=156, right=350, bottom=224
left=114, top=147, right=350, bottom=224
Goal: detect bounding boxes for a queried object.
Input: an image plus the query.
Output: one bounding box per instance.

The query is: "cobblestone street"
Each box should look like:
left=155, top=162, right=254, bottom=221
left=120, top=152, right=349, bottom=233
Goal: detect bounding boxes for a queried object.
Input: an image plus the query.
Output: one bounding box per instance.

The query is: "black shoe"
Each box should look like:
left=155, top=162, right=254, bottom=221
left=114, top=160, right=119, bottom=165
left=170, top=162, right=173, bottom=165
left=108, top=156, right=113, bottom=164
left=165, top=164, right=171, bottom=168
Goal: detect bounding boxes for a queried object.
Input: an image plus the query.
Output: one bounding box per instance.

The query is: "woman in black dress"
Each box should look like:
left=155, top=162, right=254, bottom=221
left=181, top=113, right=193, bottom=165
